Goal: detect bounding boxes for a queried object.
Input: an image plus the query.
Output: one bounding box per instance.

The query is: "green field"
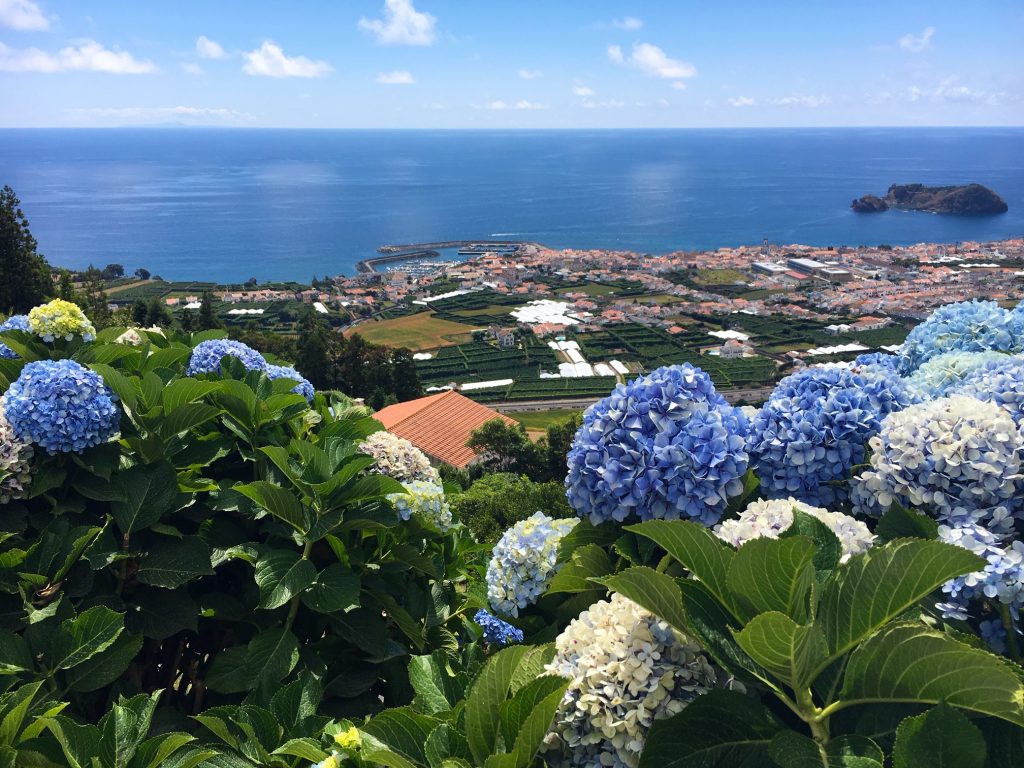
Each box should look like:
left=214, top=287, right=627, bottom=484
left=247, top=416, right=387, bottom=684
left=694, top=268, right=747, bottom=285
left=511, top=408, right=582, bottom=430
left=346, top=312, right=477, bottom=349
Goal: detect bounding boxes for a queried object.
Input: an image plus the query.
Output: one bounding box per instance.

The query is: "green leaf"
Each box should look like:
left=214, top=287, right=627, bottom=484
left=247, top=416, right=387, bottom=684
left=424, top=724, right=471, bottom=768
left=875, top=504, right=939, bottom=542
left=234, top=481, right=309, bottom=534
left=842, top=622, right=1024, bottom=727
left=272, top=738, right=327, bottom=763
left=63, top=632, right=143, bottom=693
left=39, top=715, right=101, bottom=768
left=161, top=378, right=220, bottom=414
left=254, top=549, right=317, bottom=610
left=136, top=535, right=213, bottom=589
left=0, top=633, right=33, bottom=674
left=638, top=689, right=781, bottom=768
left=110, top=462, right=180, bottom=534
left=545, top=544, right=613, bottom=594
left=98, top=690, right=161, bottom=768
left=246, top=628, right=300, bottom=684
left=465, top=645, right=530, bottom=764
left=159, top=403, right=222, bottom=438
left=733, top=612, right=828, bottom=690
left=892, top=702, right=985, bottom=768
left=91, top=364, right=139, bottom=410
left=505, top=685, right=567, bottom=768
left=131, top=732, right=197, bottom=768
left=779, top=510, right=842, bottom=574
left=769, top=731, right=883, bottom=768
left=204, top=646, right=251, bottom=694
left=509, top=643, right=556, bottom=694
left=977, top=718, right=1024, bottom=768
left=362, top=707, right=439, bottom=767
left=50, top=606, right=124, bottom=671
left=726, top=536, right=816, bottom=622
left=0, top=681, right=43, bottom=746
left=300, top=563, right=360, bottom=614
left=409, top=654, right=457, bottom=715
left=818, top=540, right=985, bottom=657
left=498, top=675, right=566, bottom=748
left=627, top=520, right=736, bottom=609
left=595, top=567, right=688, bottom=634
left=124, top=587, right=198, bottom=640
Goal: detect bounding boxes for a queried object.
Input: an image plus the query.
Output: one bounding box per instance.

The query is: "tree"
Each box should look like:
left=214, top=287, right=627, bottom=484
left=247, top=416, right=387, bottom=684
left=102, top=263, right=124, bottom=280
left=467, top=418, right=547, bottom=480
left=197, top=291, right=220, bottom=330
left=545, top=411, right=582, bottom=480
left=146, top=297, right=171, bottom=327
left=0, top=185, right=52, bottom=312
left=134, top=268, right=151, bottom=280
left=80, top=266, right=112, bottom=329
left=56, top=270, right=78, bottom=302
left=179, top=307, right=195, bottom=333
left=295, top=311, right=334, bottom=389
left=131, top=299, right=149, bottom=325
left=450, top=473, right=573, bottom=545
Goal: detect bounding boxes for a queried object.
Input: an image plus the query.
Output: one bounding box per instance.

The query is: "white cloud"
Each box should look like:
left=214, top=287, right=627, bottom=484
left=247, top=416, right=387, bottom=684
left=376, top=69, right=414, bottom=84
left=196, top=35, right=227, bottom=60
left=729, top=95, right=756, bottom=107
left=0, top=0, right=50, bottom=31
left=181, top=62, right=204, bottom=75
left=581, top=98, right=624, bottom=109
left=517, top=68, right=542, bottom=79
left=242, top=41, right=331, bottom=78
left=0, top=39, right=157, bottom=73
left=572, top=84, right=594, bottom=97
left=358, top=0, right=437, bottom=46
left=612, top=16, right=643, bottom=30
left=69, top=105, right=254, bottom=124
left=930, top=76, right=1003, bottom=105
left=670, top=81, right=687, bottom=91
left=488, top=99, right=545, bottom=110
left=899, top=26, right=935, bottom=53
left=768, top=94, right=830, bottom=107
left=609, top=42, right=696, bottom=83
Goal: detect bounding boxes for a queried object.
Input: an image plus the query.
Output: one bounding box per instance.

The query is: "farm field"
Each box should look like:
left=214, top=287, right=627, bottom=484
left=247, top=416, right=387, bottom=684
left=346, top=311, right=476, bottom=348
left=511, top=408, right=582, bottom=430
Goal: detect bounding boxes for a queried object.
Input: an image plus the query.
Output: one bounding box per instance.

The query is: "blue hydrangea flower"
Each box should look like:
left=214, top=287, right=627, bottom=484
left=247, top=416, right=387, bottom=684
left=266, top=364, right=315, bottom=402
left=746, top=365, right=914, bottom=506
left=0, top=315, right=29, bottom=359
left=852, top=352, right=900, bottom=376
left=935, top=523, right=1024, bottom=624
left=867, top=396, right=1024, bottom=533
left=474, top=609, right=524, bottom=646
left=185, top=339, right=268, bottom=376
left=2, top=359, right=119, bottom=454
left=904, top=350, right=1009, bottom=398
left=487, top=512, right=577, bottom=616
left=953, top=356, right=1024, bottom=424
left=897, top=299, right=1024, bottom=375
left=566, top=364, right=749, bottom=525
left=979, top=618, right=1009, bottom=655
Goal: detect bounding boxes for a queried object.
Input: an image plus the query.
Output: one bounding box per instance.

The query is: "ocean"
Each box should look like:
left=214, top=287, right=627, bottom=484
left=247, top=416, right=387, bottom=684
left=1, top=128, right=1022, bottom=283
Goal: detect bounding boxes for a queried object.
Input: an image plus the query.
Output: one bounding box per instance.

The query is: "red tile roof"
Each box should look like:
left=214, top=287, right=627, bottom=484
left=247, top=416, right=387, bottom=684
left=373, top=390, right=518, bottom=468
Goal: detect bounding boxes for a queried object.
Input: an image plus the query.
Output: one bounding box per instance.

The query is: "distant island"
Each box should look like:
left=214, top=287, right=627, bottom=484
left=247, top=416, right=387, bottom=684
left=851, top=183, right=1008, bottom=215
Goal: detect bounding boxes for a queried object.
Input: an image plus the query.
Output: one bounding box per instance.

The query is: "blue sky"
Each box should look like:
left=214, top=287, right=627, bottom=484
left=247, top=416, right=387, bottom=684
left=1, top=0, right=1021, bottom=128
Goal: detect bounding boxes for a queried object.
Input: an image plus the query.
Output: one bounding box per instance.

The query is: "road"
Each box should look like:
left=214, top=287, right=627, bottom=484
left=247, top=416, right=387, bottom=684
left=492, top=386, right=774, bottom=413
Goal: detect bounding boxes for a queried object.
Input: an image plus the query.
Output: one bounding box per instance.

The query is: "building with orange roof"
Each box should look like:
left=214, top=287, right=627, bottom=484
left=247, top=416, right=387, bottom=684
left=373, top=390, right=518, bottom=469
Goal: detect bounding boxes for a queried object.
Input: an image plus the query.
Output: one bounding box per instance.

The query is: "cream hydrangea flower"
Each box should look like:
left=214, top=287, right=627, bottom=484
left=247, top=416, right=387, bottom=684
left=115, top=328, right=144, bottom=345
left=715, top=497, right=874, bottom=563
left=387, top=480, right=453, bottom=531
left=359, top=431, right=440, bottom=484
left=0, top=408, right=33, bottom=503
left=486, top=512, right=577, bottom=617
left=27, top=299, right=96, bottom=343
left=542, top=593, right=717, bottom=768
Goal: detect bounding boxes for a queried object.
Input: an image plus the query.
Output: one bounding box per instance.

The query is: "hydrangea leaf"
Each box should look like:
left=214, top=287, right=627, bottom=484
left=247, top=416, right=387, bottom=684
left=842, top=622, right=1024, bottom=727
left=976, top=719, right=1024, bottom=768
left=50, top=606, right=124, bottom=671
left=135, top=535, right=214, bottom=590
left=234, top=480, right=310, bottom=534
left=424, top=724, right=471, bottom=767
left=158, top=403, right=222, bottom=439
left=733, top=612, right=828, bottom=690
left=779, top=510, right=843, bottom=574
left=0, top=633, right=33, bottom=674
left=64, top=633, right=144, bottom=693
left=505, top=685, right=568, bottom=768
left=300, top=563, right=360, bottom=614
left=874, top=504, right=938, bottom=543
left=246, top=628, right=300, bottom=684
left=545, top=544, right=613, bottom=594
left=254, top=548, right=318, bottom=610
left=409, top=654, right=459, bottom=715
left=726, top=536, right=817, bottom=622
left=361, top=707, right=439, bottom=768
left=769, top=731, right=883, bottom=767
left=498, top=675, right=567, bottom=755
left=464, top=646, right=531, bottom=764
left=626, top=520, right=736, bottom=610
left=110, top=462, right=181, bottom=535
left=891, top=702, right=985, bottom=768
left=97, top=690, right=162, bottom=768
left=36, top=715, right=101, bottom=768
left=595, top=566, right=689, bottom=635
left=638, top=689, right=781, bottom=768
left=818, top=539, right=984, bottom=656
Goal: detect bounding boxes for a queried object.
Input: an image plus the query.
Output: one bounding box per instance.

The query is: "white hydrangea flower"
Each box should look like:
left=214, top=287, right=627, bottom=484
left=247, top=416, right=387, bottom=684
left=486, top=512, right=577, bottom=617
left=715, top=497, right=874, bottom=563
left=387, top=480, right=452, bottom=532
left=115, top=328, right=144, bottom=345
left=359, top=431, right=440, bottom=484
left=0, top=407, right=33, bottom=503
left=542, top=593, right=717, bottom=768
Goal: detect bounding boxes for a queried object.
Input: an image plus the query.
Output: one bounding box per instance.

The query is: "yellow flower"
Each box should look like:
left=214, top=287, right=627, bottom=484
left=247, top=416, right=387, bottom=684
left=317, top=755, right=339, bottom=768
left=27, top=299, right=96, bottom=342
left=335, top=726, right=362, bottom=750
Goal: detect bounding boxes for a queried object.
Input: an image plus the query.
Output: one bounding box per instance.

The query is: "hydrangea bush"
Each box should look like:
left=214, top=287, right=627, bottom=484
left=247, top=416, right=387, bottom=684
left=486, top=511, right=577, bottom=616
left=566, top=363, right=749, bottom=526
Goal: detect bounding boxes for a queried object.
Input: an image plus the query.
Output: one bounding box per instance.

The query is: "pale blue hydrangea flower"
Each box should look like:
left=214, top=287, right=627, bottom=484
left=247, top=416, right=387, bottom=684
left=474, top=609, right=523, bottom=645
left=746, top=365, right=914, bottom=506
left=936, top=523, right=1024, bottom=624
left=2, top=359, right=119, bottom=454
left=978, top=618, right=1009, bottom=654
left=388, top=480, right=452, bottom=531
left=852, top=351, right=900, bottom=376
left=486, top=511, right=577, bottom=616
left=866, top=396, right=1024, bottom=533
left=566, top=364, right=749, bottom=526
left=897, top=299, right=1024, bottom=375
left=953, top=356, right=1024, bottom=424
left=185, top=339, right=268, bottom=376
left=0, top=315, right=29, bottom=359
left=542, top=593, right=717, bottom=768
left=903, top=350, right=1009, bottom=398
left=266, top=364, right=315, bottom=402
left=848, top=470, right=894, bottom=519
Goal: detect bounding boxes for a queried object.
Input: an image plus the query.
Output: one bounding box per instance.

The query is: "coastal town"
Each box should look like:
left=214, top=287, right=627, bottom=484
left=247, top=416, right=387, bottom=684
left=102, top=236, right=1024, bottom=409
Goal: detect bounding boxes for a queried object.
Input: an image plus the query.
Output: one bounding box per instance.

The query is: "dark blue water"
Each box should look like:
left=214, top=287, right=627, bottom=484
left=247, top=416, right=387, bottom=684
left=1, top=128, right=1022, bottom=282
